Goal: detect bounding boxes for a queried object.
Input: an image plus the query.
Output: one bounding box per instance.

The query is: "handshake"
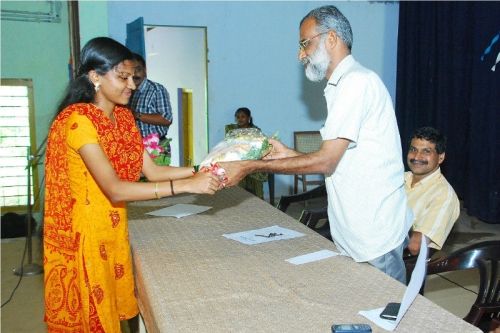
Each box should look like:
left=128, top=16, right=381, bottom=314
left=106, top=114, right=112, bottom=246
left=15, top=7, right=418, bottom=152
left=196, top=128, right=273, bottom=189
left=196, top=128, right=293, bottom=190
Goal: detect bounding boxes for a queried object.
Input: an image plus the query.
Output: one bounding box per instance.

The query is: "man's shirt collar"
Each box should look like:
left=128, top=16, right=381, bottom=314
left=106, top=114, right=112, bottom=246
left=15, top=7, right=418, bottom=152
left=406, top=167, right=443, bottom=188
left=325, top=54, right=355, bottom=89
left=137, top=78, right=149, bottom=93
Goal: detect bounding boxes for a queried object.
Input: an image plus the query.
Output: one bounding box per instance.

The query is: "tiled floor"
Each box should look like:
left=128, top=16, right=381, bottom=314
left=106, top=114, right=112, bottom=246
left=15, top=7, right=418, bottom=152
left=1, top=202, right=498, bottom=332
left=1, top=236, right=45, bottom=332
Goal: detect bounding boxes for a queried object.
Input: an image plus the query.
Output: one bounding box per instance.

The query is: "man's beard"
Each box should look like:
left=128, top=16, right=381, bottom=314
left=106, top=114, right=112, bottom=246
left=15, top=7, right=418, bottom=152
left=302, top=41, right=330, bottom=82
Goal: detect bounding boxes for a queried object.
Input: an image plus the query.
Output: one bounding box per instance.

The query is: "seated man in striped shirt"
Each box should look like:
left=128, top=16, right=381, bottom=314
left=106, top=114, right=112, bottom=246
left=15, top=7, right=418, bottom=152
left=405, top=126, right=460, bottom=256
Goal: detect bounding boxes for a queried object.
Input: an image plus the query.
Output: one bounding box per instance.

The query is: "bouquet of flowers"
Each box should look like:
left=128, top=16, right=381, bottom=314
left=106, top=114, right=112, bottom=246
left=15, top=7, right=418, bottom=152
left=143, top=133, right=171, bottom=166
left=200, top=128, right=272, bottom=167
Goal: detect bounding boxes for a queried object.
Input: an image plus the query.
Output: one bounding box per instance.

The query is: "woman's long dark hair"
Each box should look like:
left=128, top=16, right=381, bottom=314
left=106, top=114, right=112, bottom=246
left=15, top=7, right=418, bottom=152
left=56, top=37, right=133, bottom=115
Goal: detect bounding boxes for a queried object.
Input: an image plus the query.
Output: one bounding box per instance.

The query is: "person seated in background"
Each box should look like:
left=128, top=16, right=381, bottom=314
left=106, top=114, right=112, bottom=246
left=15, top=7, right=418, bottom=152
left=225, top=107, right=268, bottom=199
left=405, top=126, right=460, bottom=256
left=225, top=107, right=259, bottom=132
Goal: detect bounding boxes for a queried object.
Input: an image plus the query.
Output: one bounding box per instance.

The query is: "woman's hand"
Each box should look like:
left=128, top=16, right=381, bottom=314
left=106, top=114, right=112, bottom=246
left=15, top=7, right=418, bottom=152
left=188, top=171, right=221, bottom=195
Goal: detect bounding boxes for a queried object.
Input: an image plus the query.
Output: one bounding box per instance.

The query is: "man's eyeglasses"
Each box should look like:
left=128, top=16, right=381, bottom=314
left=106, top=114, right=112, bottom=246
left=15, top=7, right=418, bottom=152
left=299, top=31, right=329, bottom=51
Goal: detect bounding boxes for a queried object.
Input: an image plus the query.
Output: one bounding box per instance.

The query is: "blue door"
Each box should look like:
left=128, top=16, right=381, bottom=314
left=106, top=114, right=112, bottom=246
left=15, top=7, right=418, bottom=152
left=126, top=17, right=145, bottom=58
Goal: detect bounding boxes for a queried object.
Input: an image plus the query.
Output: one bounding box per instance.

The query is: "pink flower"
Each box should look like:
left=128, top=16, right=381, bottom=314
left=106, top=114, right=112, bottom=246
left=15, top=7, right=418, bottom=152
left=142, top=133, right=171, bottom=166
left=143, top=133, right=164, bottom=157
left=200, top=163, right=228, bottom=183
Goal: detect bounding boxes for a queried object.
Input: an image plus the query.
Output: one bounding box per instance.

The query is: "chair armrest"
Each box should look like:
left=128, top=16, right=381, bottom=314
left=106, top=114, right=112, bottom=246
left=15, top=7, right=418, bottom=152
left=276, top=184, right=327, bottom=212
left=299, top=207, right=332, bottom=241
left=299, top=207, right=328, bottom=226
left=404, top=248, right=441, bottom=284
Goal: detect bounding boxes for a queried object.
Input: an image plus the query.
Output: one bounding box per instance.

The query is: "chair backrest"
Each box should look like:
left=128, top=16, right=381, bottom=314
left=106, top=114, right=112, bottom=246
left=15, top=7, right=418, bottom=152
left=276, top=185, right=330, bottom=240
left=294, top=131, right=322, bottom=153
left=277, top=184, right=327, bottom=212
left=426, top=240, right=500, bottom=328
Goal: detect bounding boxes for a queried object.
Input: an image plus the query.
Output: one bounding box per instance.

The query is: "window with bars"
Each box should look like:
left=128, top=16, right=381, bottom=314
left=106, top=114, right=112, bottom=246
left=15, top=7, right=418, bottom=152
left=0, top=79, right=39, bottom=211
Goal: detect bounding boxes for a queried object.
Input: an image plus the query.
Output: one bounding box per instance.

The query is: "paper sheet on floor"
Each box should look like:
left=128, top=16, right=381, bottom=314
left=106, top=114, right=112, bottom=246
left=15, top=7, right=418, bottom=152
left=223, top=225, right=304, bottom=245
left=146, top=204, right=212, bottom=218
left=286, top=249, right=339, bottom=265
left=359, top=236, right=429, bottom=331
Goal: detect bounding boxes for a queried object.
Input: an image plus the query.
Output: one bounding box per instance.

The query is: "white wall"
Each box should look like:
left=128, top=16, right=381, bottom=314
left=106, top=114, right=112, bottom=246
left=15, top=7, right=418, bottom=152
left=107, top=1, right=399, bottom=197
left=145, top=26, right=207, bottom=166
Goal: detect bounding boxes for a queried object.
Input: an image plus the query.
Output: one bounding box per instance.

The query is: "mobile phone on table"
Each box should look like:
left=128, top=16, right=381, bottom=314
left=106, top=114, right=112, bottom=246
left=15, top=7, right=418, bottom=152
left=379, top=302, right=401, bottom=320
left=331, top=324, right=372, bottom=333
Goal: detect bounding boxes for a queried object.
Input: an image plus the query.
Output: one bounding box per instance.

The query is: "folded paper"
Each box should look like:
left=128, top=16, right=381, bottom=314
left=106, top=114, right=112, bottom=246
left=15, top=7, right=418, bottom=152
left=286, top=249, right=339, bottom=265
left=146, top=204, right=212, bottom=218
left=223, top=225, right=304, bottom=245
left=359, top=236, right=429, bottom=331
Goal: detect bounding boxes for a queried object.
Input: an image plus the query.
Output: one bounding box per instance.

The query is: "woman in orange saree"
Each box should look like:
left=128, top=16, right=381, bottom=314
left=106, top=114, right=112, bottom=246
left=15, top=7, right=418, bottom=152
left=43, top=37, right=222, bottom=333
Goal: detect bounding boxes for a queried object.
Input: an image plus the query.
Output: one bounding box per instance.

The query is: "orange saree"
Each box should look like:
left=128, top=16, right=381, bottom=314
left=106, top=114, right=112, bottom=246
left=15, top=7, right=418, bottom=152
left=44, top=103, right=143, bottom=332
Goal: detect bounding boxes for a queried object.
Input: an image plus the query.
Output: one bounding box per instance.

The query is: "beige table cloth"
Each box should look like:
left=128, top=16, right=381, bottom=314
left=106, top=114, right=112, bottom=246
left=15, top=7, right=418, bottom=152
left=128, top=187, right=479, bottom=333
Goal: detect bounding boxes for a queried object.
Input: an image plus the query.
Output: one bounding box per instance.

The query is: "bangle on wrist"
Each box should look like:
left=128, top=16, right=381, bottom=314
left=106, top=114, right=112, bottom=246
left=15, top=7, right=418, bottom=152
left=154, top=182, right=160, bottom=199
left=170, top=180, right=175, bottom=196
left=192, top=165, right=199, bottom=174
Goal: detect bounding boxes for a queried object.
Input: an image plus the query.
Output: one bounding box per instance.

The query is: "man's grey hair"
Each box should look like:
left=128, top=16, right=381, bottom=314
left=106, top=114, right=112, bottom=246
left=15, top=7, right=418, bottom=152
left=300, top=5, right=353, bottom=51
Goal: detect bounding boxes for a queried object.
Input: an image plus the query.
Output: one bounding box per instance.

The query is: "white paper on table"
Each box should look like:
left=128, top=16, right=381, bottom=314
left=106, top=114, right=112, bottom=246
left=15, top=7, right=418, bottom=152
left=223, top=225, right=304, bottom=245
left=286, top=249, right=339, bottom=265
left=146, top=204, right=212, bottom=218
left=359, top=236, right=429, bottom=331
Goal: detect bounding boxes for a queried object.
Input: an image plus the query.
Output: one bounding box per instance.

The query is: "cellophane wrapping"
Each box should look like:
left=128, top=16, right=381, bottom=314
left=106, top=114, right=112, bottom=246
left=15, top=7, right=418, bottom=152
left=200, top=128, right=271, bottom=167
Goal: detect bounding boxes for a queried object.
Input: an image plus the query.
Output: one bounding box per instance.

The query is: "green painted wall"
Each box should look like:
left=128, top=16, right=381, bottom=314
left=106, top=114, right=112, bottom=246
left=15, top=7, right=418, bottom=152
left=1, top=1, right=70, bottom=150
left=78, top=0, right=109, bottom=46
left=1, top=0, right=109, bottom=143
left=1, top=1, right=69, bottom=216
left=1, top=0, right=108, bottom=214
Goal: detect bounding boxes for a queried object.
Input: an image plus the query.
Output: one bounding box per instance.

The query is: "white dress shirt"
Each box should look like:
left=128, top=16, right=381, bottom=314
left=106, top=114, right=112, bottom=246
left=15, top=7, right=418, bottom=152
left=320, top=55, right=413, bottom=262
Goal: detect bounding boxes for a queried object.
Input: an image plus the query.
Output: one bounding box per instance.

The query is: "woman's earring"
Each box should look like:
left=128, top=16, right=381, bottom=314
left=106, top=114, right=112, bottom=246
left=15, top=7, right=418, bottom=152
left=94, top=82, right=101, bottom=92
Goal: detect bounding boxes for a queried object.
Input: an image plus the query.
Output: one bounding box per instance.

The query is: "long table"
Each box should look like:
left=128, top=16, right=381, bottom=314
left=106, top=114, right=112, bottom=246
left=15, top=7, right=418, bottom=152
left=128, top=187, right=479, bottom=333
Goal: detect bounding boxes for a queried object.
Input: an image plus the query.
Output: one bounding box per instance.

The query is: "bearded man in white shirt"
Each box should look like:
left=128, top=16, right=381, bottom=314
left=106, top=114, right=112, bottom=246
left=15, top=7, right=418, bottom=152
left=221, top=5, right=412, bottom=283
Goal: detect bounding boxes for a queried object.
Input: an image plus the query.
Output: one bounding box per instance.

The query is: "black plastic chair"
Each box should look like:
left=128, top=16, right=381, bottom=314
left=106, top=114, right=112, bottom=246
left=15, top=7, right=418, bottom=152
left=277, top=184, right=331, bottom=241
left=428, top=240, right=499, bottom=330
left=298, top=207, right=332, bottom=241
left=407, top=240, right=500, bottom=330
left=276, top=184, right=327, bottom=212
